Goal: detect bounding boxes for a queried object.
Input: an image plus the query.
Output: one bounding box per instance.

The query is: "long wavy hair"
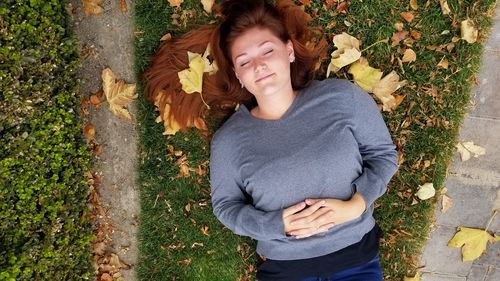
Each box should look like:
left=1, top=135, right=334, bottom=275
left=143, top=0, right=327, bottom=134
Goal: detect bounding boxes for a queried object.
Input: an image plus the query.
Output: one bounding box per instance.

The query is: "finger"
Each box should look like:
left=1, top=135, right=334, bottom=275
left=291, top=200, right=326, bottom=219
left=305, top=198, right=321, bottom=205
left=289, top=207, right=331, bottom=227
left=294, top=225, right=331, bottom=239
left=283, top=201, right=306, bottom=217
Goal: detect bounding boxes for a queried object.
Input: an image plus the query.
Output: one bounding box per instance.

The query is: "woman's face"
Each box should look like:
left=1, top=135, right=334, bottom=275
left=230, top=27, right=294, bottom=99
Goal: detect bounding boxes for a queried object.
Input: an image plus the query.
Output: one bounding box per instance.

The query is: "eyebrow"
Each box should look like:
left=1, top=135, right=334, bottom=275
left=234, top=40, right=273, bottom=61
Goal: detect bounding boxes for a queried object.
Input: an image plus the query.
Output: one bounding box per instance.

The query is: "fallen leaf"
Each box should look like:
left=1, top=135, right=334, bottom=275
left=441, top=194, right=452, bottom=213
left=402, top=48, right=417, bottom=62
left=439, top=0, right=451, bottom=15
left=461, top=19, right=478, bottom=44
left=392, top=30, right=409, bottom=46
left=201, top=226, right=210, bottom=236
left=348, top=57, right=383, bottom=93
left=456, top=142, right=471, bottom=161
left=168, top=0, right=183, bottom=7
left=90, top=94, right=103, bottom=108
left=178, top=259, right=191, bottom=266
left=372, top=71, right=407, bottom=111
left=437, top=57, right=449, bottom=69
left=100, top=273, right=112, bottom=281
left=416, top=182, right=435, bottom=200
left=298, top=0, right=311, bottom=7
left=410, top=30, right=421, bottom=40
left=120, top=0, right=127, bottom=13
left=326, top=32, right=362, bottom=76
left=410, top=0, right=418, bottom=10
left=200, top=0, right=214, bottom=13
left=400, top=11, right=415, bottom=23
left=154, top=95, right=181, bottom=135
left=336, top=1, right=350, bottom=13
left=456, top=141, right=486, bottom=161
left=102, top=68, right=137, bottom=121
left=82, top=0, right=104, bottom=16
left=448, top=227, right=494, bottom=261
left=394, top=22, right=404, bottom=32
left=178, top=45, right=217, bottom=94
left=160, top=33, right=172, bottom=41
left=404, top=272, right=421, bottom=281
left=84, top=123, right=95, bottom=141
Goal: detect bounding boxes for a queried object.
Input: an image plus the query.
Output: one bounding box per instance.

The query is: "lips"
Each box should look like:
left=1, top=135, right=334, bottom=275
left=255, top=73, right=274, bottom=83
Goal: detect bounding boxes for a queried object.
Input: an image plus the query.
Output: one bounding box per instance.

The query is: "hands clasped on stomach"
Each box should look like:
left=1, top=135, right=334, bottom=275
left=282, top=193, right=367, bottom=239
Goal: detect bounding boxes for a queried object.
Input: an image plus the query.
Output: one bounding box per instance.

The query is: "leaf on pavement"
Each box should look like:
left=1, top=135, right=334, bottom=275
left=439, top=0, right=451, bottom=15
left=441, top=194, right=453, bottom=213
left=348, top=57, right=383, bottom=93
left=456, top=141, right=486, bottom=161
left=201, top=0, right=214, bottom=13
left=102, top=68, right=137, bottom=121
left=415, top=182, right=435, bottom=200
left=448, top=227, right=495, bottom=261
left=120, top=0, right=127, bottom=13
left=404, top=272, right=421, bottom=281
left=402, top=48, right=417, bottom=62
left=82, top=0, right=104, bottom=16
left=168, top=0, right=184, bottom=7
left=84, top=123, right=95, bottom=141
left=372, top=71, right=407, bottom=111
left=461, top=19, right=478, bottom=44
left=327, top=33, right=361, bottom=76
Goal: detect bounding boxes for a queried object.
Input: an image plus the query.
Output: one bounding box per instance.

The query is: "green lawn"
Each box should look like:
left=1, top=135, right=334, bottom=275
left=134, top=0, right=497, bottom=280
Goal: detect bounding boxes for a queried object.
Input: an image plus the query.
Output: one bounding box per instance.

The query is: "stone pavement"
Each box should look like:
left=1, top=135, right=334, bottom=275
left=419, top=4, right=500, bottom=281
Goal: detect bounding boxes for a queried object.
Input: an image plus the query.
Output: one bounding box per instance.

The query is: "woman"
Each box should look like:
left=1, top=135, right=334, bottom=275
left=144, top=0, right=399, bottom=280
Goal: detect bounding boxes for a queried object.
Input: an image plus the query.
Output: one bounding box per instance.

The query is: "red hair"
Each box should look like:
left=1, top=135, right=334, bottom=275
left=143, top=0, right=327, bottom=134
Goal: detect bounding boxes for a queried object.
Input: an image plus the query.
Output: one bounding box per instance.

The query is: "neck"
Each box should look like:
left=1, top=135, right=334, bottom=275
left=252, top=85, right=297, bottom=120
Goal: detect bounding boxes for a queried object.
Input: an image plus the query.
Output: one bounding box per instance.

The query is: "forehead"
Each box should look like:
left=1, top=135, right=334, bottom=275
left=230, top=27, right=283, bottom=57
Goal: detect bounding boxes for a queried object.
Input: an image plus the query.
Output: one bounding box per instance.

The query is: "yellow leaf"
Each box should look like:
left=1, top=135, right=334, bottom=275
left=155, top=103, right=181, bottom=135
left=495, top=234, right=500, bottom=242
left=448, top=227, right=494, bottom=261
left=404, top=272, right=421, bottom=281
left=168, top=0, right=184, bottom=7
left=332, top=32, right=360, bottom=52
left=200, top=0, right=214, bottom=13
left=102, top=68, right=137, bottom=121
left=327, top=48, right=361, bottom=77
left=402, top=49, right=417, bottom=63
left=348, top=57, right=383, bottom=93
left=372, top=71, right=407, bottom=111
left=439, top=0, right=451, bottom=15
left=82, top=0, right=104, bottom=16
left=416, top=182, right=435, bottom=200
left=461, top=19, right=478, bottom=44
left=178, top=52, right=205, bottom=94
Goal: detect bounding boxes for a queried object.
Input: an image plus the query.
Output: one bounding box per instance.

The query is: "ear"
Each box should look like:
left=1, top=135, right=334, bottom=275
left=286, top=40, right=295, bottom=60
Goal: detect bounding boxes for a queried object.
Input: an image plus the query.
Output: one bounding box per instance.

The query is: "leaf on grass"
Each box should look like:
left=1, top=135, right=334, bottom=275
left=201, top=0, right=214, bottom=13
left=402, top=48, right=417, bottom=62
left=102, top=68, right=137, bottom=121
left=168, top=0, right=184, bottom=7
left=391, top=30, right=409, bottom=46
left=400, top=11, right=415, bottom=23
left=82, top=0, right=104, bottom=16
left=441, top=194, right=453, bottom=213
left=448, top=227, right=494, bottom=261
left=437, top=57, right=449, bottom=69
left=326, top=32, right=361, bottom=77
left=348, top=57, right=383, bottom=93
left=439, top=0, right=451, bottom=15
left=372, top=71, right=407, bottom=111
left=461, top=19, right=478, bottom=44
left=415, top=182, right=435, bottom=200
left=456, top=141, right=486, bottom=161
left=298, top=0, right=311, bottom=7
left=410, top=0, right=418, bottom=10
left=160, top=33, right=172, bottom=41
left=404, top=272, right=421, bottom=281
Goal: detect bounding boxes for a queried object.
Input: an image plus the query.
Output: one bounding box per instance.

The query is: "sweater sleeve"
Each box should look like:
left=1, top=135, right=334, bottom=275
left=209, top=133, right=287, bottom=241
left=348, top=82, right=399, bottom=208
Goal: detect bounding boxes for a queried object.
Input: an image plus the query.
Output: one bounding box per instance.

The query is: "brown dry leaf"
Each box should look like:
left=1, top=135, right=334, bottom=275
left=84, top=123, right=95, bottom=141
left=410, top=30, right=421, bottom=40
left=201, top=0, right=214, bottom=13
left=348, top=57, right=383, bottom=93
left=336, top=1, right=350, bottom=13
left=372, top=71, right=407, bottom=111
left=201, top=226, right=210, bottom=236
left=410, top=0, right=418, bottom=10
left=168, top=0, right=183, bottom=7
left=441, top=194, right=453, bottom=213
left=461, top=19, right=478, bottom=44
left=102, top=68, right=137, bottom=121
left=185, top=203, right=191, bottom=213
left=100, top=273, right=112, bottom=281
left=391, top=30, right=409, bottom=46
left=439, top=0, right=451, bottom=15
left=178, top=259, right=191, bottom=266
left=400, top=11, right=415, bottom=23
left=299, top=0, right=311, bottom=6
left=402, top=49, right=417, bottom=63
left=394, top=22, right=404, bottom=32
left=82, top=0, right=104, bottom=16
left=160, top=33, right=172, bottom=41
left=437, top=57, right=449, bottom=69
left=120, top=0, right=127, bottom=13
left=90, top=94, right=103, bottom=108
left=326, top=32, right=361, bottom=76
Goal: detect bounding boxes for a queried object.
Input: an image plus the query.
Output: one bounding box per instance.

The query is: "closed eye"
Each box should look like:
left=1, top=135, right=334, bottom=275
left=264, top=49, right=273, bottom=55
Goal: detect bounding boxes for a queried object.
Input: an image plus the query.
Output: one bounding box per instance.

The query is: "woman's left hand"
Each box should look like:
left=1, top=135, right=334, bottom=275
left=288, top=192, right=367, bottom=239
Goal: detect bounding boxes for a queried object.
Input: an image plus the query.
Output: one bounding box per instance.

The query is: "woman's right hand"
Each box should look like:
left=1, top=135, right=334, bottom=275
left=282, top=200, right=335, bottom=239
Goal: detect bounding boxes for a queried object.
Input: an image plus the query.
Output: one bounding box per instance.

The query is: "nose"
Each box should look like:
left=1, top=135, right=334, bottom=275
left=253, top=59, right=267, bottom=72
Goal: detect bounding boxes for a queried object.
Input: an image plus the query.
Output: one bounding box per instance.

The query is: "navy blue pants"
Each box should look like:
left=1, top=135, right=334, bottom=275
left=300, top=256, right=383, bottom=281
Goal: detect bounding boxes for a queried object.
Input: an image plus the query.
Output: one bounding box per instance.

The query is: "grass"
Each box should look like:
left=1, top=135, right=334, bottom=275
left=134, top=0, right=497, bottom=280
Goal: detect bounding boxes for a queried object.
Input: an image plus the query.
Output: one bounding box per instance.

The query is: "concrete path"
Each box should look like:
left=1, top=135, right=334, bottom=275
left=419, top=4, right=500, bottom=281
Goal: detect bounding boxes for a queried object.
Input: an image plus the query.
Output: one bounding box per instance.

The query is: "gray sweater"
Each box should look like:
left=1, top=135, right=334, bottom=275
left=209, top=79, right=399, bottom=260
